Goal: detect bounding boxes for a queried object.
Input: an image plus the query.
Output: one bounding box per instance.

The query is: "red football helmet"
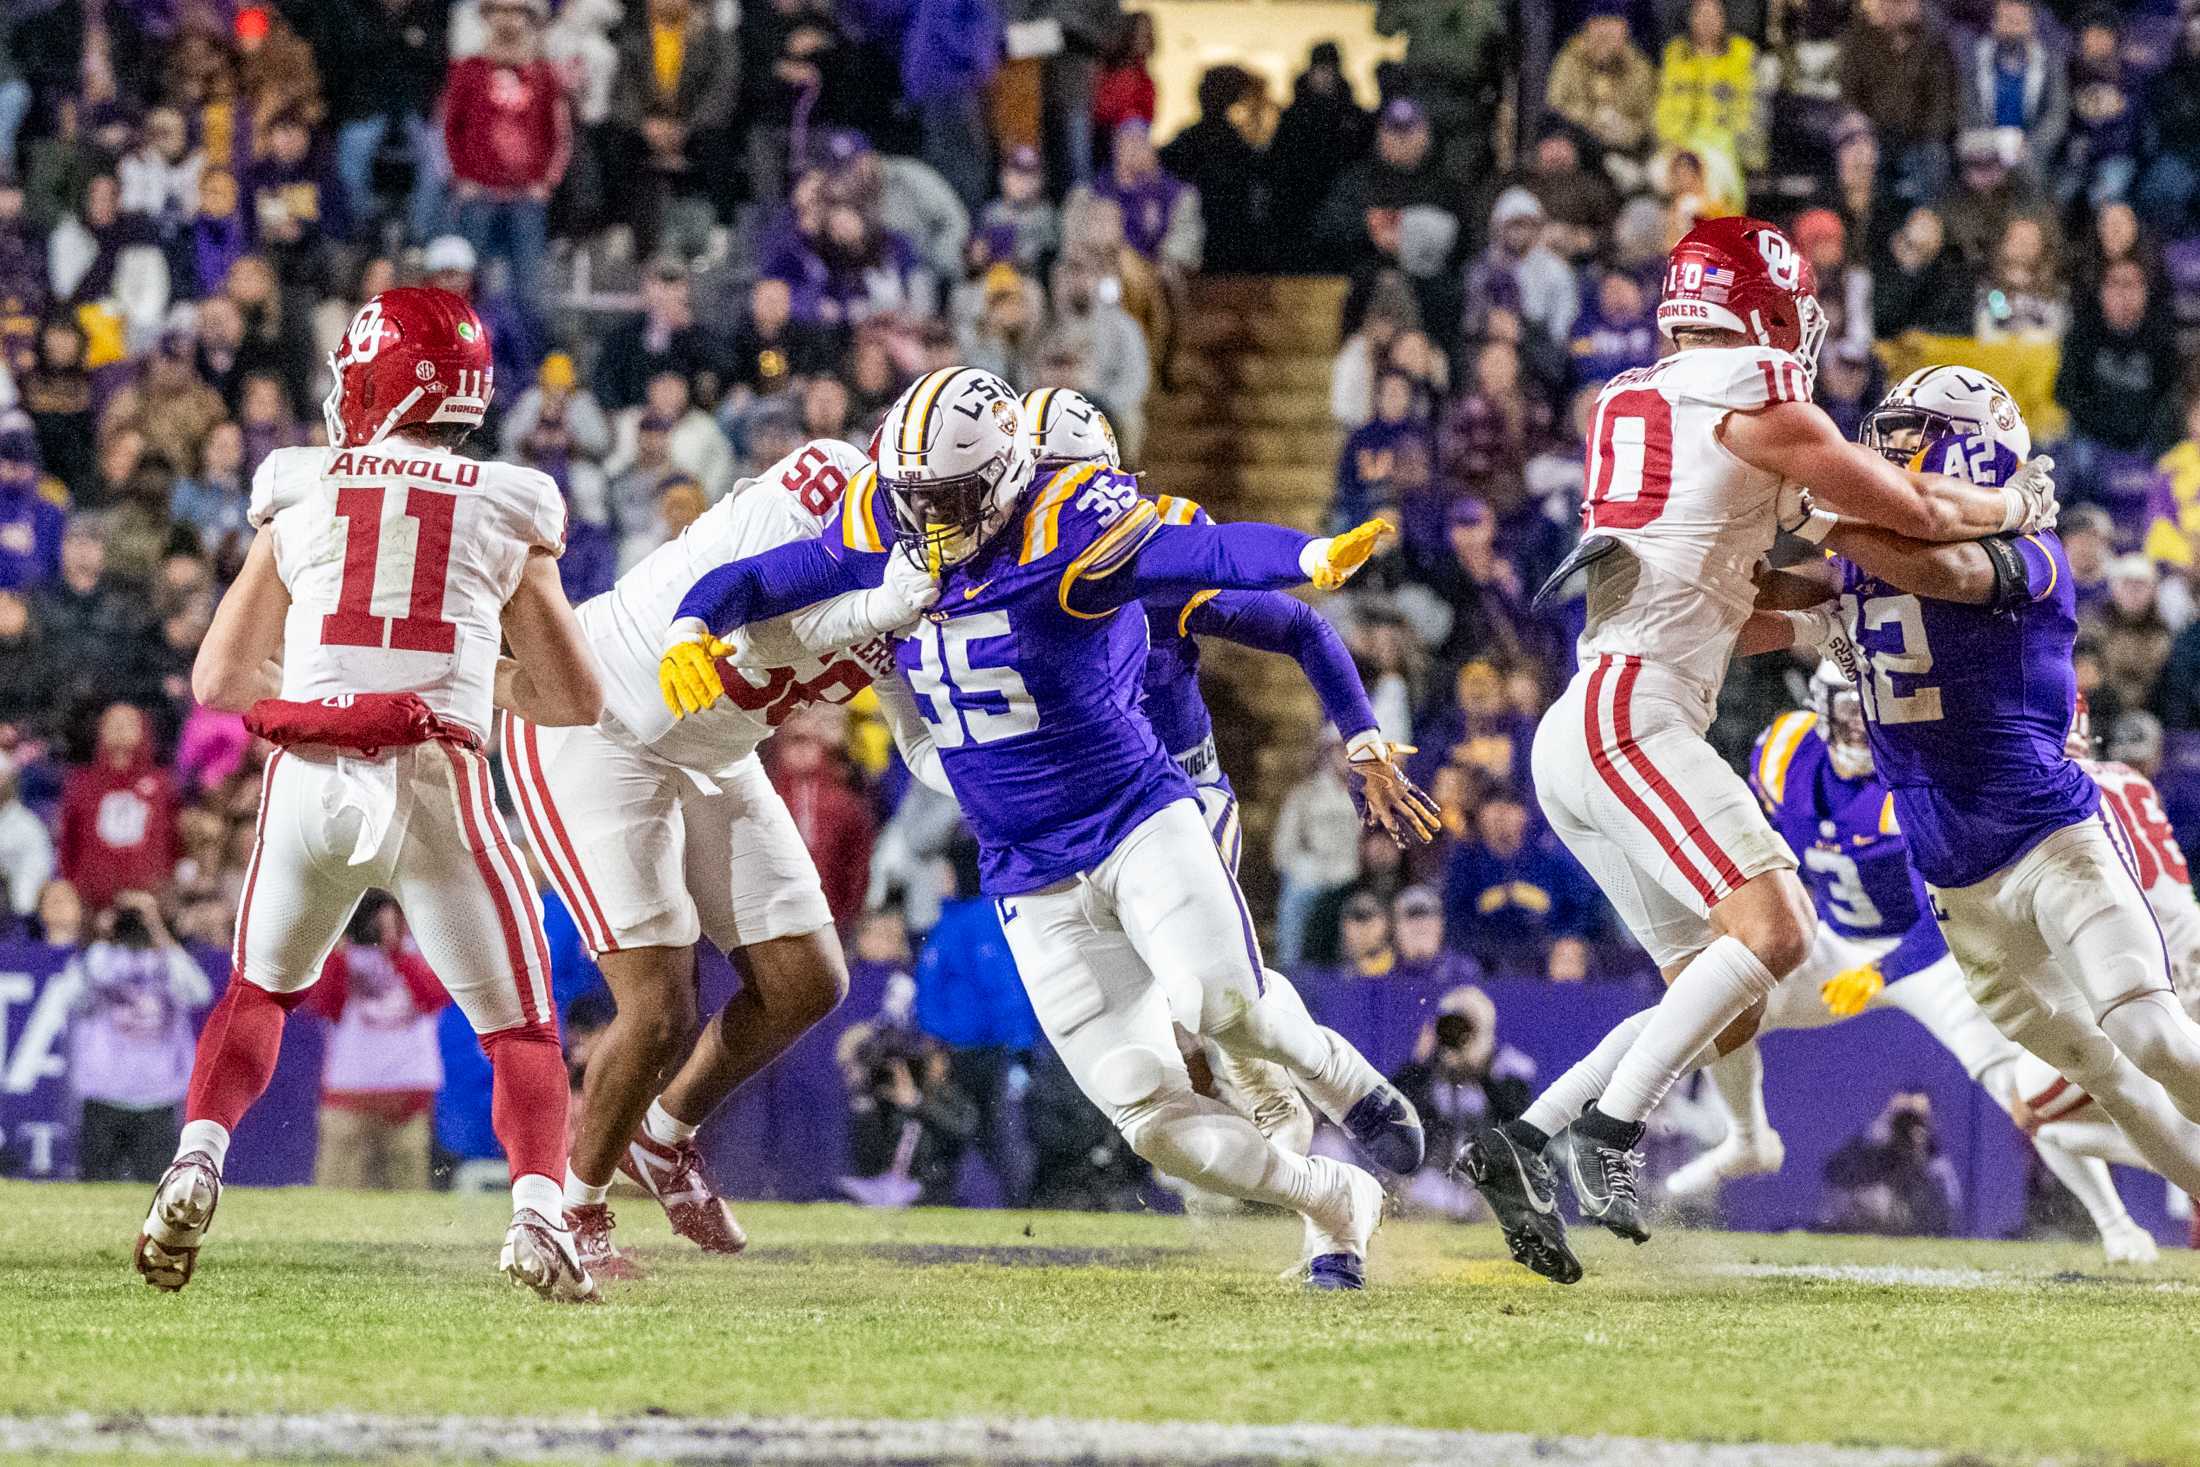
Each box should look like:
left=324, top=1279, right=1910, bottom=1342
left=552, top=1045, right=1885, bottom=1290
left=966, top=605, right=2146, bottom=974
left=323, top=286, right=493, bottom=449
left=1656, top=216, right=1827, bottom=380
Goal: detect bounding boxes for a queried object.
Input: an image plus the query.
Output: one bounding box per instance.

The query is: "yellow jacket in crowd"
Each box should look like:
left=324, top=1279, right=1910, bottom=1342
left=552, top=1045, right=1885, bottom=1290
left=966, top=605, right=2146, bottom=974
left=1655, top=35, right=1764, bottom=175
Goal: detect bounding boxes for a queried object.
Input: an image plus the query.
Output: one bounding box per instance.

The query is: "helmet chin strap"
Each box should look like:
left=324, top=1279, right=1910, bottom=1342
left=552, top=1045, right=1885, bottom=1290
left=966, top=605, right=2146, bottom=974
left=366, top=388, right=429, bottom=447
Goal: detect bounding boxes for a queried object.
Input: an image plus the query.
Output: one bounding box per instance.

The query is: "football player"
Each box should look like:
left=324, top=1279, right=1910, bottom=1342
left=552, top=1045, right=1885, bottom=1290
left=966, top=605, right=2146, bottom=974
left=139, top=288, right=606, bottom=1299
left=662, top=367, right=1421, bottom=1287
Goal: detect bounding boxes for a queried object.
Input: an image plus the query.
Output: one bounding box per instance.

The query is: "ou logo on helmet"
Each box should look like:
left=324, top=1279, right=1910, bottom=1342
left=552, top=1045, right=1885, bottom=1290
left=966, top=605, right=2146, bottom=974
left=1755, top=229, right=1801, bottom=292
left=341, top=301, right=394, bottom=367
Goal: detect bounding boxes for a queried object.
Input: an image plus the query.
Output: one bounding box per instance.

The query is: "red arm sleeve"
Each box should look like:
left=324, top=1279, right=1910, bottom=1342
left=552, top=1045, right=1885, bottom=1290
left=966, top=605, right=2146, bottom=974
left=442, top=61, right=481, bottom=185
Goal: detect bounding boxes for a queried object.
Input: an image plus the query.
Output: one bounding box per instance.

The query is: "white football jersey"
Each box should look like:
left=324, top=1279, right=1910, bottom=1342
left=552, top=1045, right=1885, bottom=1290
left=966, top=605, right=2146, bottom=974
left=2087, top=758, right=2200, bottom=988
left=253, top=443, right=565, bottom=741
left=1574, top=345, right=1812, bottom=699
left=582, top=438, right=891, bottom=777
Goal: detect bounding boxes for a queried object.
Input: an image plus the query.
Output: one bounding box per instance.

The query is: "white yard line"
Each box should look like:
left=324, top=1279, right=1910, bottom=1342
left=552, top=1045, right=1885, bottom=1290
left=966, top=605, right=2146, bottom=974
left=0, top=1412, right=2000, bottom=1467
left=1710, top=1261, right=2200, bottom=1292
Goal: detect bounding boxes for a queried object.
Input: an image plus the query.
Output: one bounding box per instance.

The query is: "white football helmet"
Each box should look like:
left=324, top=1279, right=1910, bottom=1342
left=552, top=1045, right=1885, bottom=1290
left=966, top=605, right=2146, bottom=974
left=875, top=366, right=1034, bottom=567
left=1861, top=365, right=2031, bottom=466
left=1023, top=387, right=1120, bottom=468
left=1808, top=659, right=1873, bottom=780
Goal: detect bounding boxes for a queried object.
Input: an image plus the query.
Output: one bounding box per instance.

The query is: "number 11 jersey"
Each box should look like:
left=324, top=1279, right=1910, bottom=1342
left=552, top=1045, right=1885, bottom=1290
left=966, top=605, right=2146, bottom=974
left=253, top=442, right=567, bottom=743
left=1575, top=344, right=1811, bottom=705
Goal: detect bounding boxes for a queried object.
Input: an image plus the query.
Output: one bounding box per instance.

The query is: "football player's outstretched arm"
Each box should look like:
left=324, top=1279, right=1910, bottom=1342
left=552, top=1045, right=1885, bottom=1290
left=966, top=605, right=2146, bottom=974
left=716, top=554, right=940, bottom=668
left=498, top=552, right=604, bottom=727
left=192, top=527, right=290, bottom=712
left=1820, top=523, right=1997, bottom=604
left=1721, top=400, right=2036, bottom=542
left=1066, top=514, right=1392, bottom=615
left=675, top=536, right=880, bottom=636
left=1183, top=590, right=1379, bottom=740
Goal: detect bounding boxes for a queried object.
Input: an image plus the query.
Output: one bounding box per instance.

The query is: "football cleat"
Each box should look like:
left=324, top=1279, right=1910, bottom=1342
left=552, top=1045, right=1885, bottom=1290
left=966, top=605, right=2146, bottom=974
left=1341, top=1084, right=1426, bottom=1174
left=1297, top=1155, right=1384, bottom=1291
left=619, top=1130, right=748, bottom=1255
left=2100, top=1219, right=2160, bottom=1266
left=565, top=1202, right=642, bottom=1282
left=1457, top=1126, right=1581, bottom=1285
left=134, top=1151, right=222, bottom=1292
left=1665, top=1128, right=1787, bottom=1199
left=501, top=1208, right=599, bottom=1303
left=1561, top=1130, right=1651, bottom=1245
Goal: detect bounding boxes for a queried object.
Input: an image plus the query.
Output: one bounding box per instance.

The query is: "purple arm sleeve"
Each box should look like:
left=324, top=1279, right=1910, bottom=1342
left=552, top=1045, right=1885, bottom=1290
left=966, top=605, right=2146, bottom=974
left=2014, top=534, right=2059, bottom=601
left=674, top=537, right=881, bottom=634
left=1185, top=590, right=1378, bottom=739
left=1073, top=520, right=1314, bottom=613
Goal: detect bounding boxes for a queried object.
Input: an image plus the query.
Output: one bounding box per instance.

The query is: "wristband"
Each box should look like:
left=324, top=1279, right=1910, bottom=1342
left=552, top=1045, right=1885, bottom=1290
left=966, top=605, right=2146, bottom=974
left=1996, top=484, right=2024, bottom=534
left=1792, top=507, right=1837, bottom=544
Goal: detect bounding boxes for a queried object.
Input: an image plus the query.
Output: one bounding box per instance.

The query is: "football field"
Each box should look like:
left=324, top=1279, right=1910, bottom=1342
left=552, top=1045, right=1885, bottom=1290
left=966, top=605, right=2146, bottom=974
left=4, top=1180, right=2195, bottom=1467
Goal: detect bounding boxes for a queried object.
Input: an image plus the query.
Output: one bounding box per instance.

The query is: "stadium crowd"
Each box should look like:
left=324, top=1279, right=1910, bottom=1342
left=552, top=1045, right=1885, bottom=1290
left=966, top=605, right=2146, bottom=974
left=5, top=0, right=2200, bottom=1219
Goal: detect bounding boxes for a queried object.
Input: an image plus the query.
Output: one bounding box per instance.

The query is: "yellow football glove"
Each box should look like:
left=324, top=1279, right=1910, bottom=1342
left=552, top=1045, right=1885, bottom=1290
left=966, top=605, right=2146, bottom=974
left=1308, top=517, right=1394, bottom=591
left=1820, top=963, right=1885, bottom=1018
left=658, top=617, right=727, bottom=719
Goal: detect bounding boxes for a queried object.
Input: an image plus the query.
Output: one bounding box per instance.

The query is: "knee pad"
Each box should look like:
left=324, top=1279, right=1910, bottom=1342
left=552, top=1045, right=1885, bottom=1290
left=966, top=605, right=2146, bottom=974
left=1119, top=1090, right=1235, bottom=1186
left=1090, top=1043, right=1174, bottom=1115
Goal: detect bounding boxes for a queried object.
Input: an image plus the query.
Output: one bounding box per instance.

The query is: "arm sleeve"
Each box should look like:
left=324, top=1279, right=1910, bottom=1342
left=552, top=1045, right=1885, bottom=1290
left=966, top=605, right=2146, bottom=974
left=675, top=537, right=880, bottom=634
left=1067, top=518, right=1313, bottom=615
left=734, top=587, right=906, bottom=664
left=1185, top=590, right=1377, bottom=739
left=873, top=675, right=953, bottom=795
left=1877, top=868, right=1951, bottom=982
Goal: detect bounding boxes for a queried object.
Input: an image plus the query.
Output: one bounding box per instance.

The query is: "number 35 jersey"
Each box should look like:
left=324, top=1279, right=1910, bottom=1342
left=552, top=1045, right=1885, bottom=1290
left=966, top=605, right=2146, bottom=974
left=1574, top=345, right=1810, bottom=704
left=827, top=459, right=1192, bottom=894
left=1838, top=531, right=2098, bottom=889
left=584, top=438, right=884, bottom=778
left=252, top=443, right=566, bottom=742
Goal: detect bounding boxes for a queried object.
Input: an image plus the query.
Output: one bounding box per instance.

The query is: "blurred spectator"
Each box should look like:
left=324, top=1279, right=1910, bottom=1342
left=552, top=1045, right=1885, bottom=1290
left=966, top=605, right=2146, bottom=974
left=2062, top=10, right=2139, bottom=211
left=2056, top=259, right=2185, bottom=474
left=903, top=0, right=1003, bottom=213
left=839, top=1022, right=979, bottom=1207
left=1331, top=273, right=1427, bottom=430
left=119, top=106, right=204, bottom=243
left=1316, top=97, right=1452, bottom=280
left=102, top=332, right=226, bottom=479
left=1547, top=6, right=1656, bottom=186
left=318, top=0, right=452, bottom=244
left=1269, top=48, right=1372, bottom=268
left=36, top=521, right=154, bottom=701
left=0, top=752, right=53, bottom=927
left=2060, top=502, right=2116, bottom=615
left=1973, top=215, right=2066, bottom=343
left=307, top=892, right=450, bottom=1191
left=1090, top=120, right=1201, bottom=278
left=1389, top=884, right=1481, bottom=983
left=615, top=0, right=737, bottom=255
left=1443, top=784, right=1595, bottom=978
left=610, top=370, right=736, bottom=506
left=1319, top=885, right=1396, bottom=978
left=976, top=145, right=1060, bottom=275
left=1094, top=13, right=1160, bottom=142
left=837, top=134, right=972, bottom=286
left=1655, top=0, right=1764, bottom=183
left=56, top=891, right=210, bottom=1182
left=168, top=420, right=250, bottom=573
left=50, top=171, right=170, bottom=356
left=1567, top=269, right=1658, bottom=389
left=1157, top=65, right=1270, bottom=273
left=1270, top=735, right=1362, bottom=968
left=247, top=109, right=352, bottom=290
left=1463, top=188, right=1578, bottom=352
left=1333, top=370, right=1434, bottom=531
left=728, top=277, right=845, bottom=409
left=1388, top=988, right=1534, bottom=1213
left=1820, top=1088, right=1960, bottom=1237
left=1957, top=1, right=2067, bottom=179
left=960, top=263, right=1050, bottom=385
left=1837, top=0, right=1958, bottom=204
left=769, top=705, right=877, bottom=928
left=1816, top=339, right=1885, bottom=445
left=0, top=411, right=61, bottom=590
left=1874, top=206, right=1974, bottom=337
left=1422, top=498, right=1531, bottom=667
left=914, top=838, right=1039, bottom=1205
left=1791, top=208, right=1868, bottom=357
left=1045, top=251, right=1149, bottom=456
left=595, top=257, right=724, bottom=413
left=59, top=702, right=177, bottom=915
left=2084, top=555, right=2172, bottom=715
left=2136, top=5, right=2200, bottom=238
left=444, top=0, right=570, bottom=331
left=1522, top=128, right=1622, bottom=263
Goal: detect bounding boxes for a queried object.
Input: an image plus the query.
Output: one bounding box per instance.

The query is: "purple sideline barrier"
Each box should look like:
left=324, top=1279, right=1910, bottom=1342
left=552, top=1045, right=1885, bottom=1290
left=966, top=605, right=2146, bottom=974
left=2, top=948, right=2178, bottom=1241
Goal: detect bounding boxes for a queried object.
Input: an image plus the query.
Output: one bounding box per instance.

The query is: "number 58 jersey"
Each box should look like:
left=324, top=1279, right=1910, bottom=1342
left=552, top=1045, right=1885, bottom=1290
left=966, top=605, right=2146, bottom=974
left=252, top=443, right=566, bottom=742
left=1574, top=345, right=1811, bottom=704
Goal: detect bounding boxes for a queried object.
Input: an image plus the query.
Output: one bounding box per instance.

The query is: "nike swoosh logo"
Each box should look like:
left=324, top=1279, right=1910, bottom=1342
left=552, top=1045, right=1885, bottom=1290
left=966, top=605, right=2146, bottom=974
left=1507, top=1141, right=1556, bottom=1214
left=963, top=579, right=995, bottom=601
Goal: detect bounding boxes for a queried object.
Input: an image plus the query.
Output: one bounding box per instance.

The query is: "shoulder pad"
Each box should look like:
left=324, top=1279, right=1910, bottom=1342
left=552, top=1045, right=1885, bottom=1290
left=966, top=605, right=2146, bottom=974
left=1672, top=345, right=1813, bottom=413
left=1752, top=710, right=1820, bottom=810
left=497, top=463, right=568, bottom=556
left=246, top=446, right=323, bottom=528
left=836, top=463, right=890, bottom=556
left=1153, top=493, right=1210, bottom=527
left=1019, top=462, right=1140, bottom=564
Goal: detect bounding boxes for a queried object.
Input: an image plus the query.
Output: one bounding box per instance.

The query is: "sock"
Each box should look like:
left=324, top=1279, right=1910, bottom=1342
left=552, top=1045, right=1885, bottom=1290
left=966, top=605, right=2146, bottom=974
left=643, top=1097, right=699, bottom=1148
left=1575, top=1106, right=1647, bottom=1149
left=1697, top=1041, right=1770, bottom=1149
left=1501, top=1118, right=1551, bottom=1152
left=2101, top=992, right=2200, bottom=1126
left=184, top=975, right=309, bottom=1133
left=175, top=1119, right=231, bottom=1171
left=512, top=1172, right=563, bottom=1221
left=564, top=1166, right=610, bottom=1211
left=1520, top=1008, right=1656, bottom=1140
left=481, top=1022, right=570, bottom=1188
left=1600, top=936, right=1776, bottom=1125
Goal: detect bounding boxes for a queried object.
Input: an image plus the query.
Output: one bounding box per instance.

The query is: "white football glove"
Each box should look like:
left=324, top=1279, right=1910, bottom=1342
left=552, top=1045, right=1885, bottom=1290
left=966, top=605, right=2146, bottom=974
left=2000, top=454, right=2058, bottom=535
left=874, top=548, right=942, bottom=629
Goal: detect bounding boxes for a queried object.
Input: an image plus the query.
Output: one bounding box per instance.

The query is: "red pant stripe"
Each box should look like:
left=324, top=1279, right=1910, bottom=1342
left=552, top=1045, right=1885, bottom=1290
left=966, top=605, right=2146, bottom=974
left=444, top=744, right=547, bottom=1026
left=498, top=716, right=611, bottom=954
left=1606, top=656, right=1749, bottom=898
left=228, top=751, right=285, bottom=976
left=1584, top=656, right=1718, bottom=905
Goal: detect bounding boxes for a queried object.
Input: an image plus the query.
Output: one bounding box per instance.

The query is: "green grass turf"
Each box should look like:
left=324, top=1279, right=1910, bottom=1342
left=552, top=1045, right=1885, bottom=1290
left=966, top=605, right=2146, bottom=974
left=4, top=1180, right=2196, bottom=1465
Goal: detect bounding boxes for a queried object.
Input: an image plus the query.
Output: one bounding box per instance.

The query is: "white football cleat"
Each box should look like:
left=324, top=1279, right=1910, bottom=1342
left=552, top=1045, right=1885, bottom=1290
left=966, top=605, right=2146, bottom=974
left=1296, top=1155, right=1385, bottom=1290
left=1665, top=1128, right=1787, bottom=1199
left=2100, top=1219, right=2160, bottom=1266
left=134, top=1151, right=222, bottom=1292
left=501, top=1208, right=600, bottom=1303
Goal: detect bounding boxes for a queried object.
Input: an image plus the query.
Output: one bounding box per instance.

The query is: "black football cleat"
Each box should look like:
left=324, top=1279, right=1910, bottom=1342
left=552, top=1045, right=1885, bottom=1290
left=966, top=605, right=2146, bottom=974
left=1561, top=1125, right=1651, bottom=1246
left=1456, top=1126, right=1581, bottom=1285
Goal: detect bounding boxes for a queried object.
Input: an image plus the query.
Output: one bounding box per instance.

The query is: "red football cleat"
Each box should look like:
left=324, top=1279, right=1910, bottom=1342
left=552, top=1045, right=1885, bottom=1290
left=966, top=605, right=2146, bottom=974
left=563, top=1202, right=642, bottom=1282
left=618, top=1130, right=747, bottom=1255
left=134, top=1151, right=222, bottom=1292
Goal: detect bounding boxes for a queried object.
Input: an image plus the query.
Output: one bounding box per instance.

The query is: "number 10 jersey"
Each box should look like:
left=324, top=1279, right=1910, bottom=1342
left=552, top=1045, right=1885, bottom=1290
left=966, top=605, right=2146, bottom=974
left=1575, top=344, right=1811, bottom=706
left=252, top=443, right=568, bottom=743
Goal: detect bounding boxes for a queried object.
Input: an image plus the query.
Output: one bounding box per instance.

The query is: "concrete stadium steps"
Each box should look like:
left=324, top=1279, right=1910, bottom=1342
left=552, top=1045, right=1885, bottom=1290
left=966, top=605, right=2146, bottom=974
left=1143, top=274, right=1350, bottom=913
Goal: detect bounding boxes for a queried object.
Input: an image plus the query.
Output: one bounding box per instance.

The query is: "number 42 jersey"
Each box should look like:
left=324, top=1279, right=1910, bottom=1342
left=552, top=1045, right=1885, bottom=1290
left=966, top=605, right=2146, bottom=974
left=252, top=443, right=566, bottom=743
left=1574, top=344, right=1811, bottom=702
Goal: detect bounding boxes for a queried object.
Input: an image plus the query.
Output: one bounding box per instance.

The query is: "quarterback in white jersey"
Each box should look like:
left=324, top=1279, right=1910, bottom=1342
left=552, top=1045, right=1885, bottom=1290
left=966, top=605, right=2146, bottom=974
left=504, top=436, right=943, bottom=1278
left=1462, top=216, right=2058, bottom=1285
left=137, top=287, right=605, bottom=1301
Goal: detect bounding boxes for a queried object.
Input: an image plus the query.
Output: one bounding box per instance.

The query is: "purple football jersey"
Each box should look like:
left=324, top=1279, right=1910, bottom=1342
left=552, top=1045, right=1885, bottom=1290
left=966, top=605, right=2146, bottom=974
left=1837, top=530, right=2098, bottom=889
left=1751, top=714, right=1927, bottom=940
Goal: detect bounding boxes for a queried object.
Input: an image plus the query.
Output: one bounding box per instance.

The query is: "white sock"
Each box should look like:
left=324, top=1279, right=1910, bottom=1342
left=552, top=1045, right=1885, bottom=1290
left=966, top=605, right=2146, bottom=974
left=2035, top=1135, right=2134, bottom=1232
left=1126, top=1088, right=1324, bottom=1215
left=643, top=1097, right=698, bottom=1147
left=1521, top=1008, right=1655, bottom=1140
left=2101, top=992, right=2200, bottom=1126
left=1703, top=1041, right=1770, bottom=1145
left=513, top=1172, right=563, bottom=1221
left=176, top=1119, right=231, bottom=1172
left=1601, top=935, right=1776, bottom=1125
left=562, top=1165, right=610, bottom=1211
